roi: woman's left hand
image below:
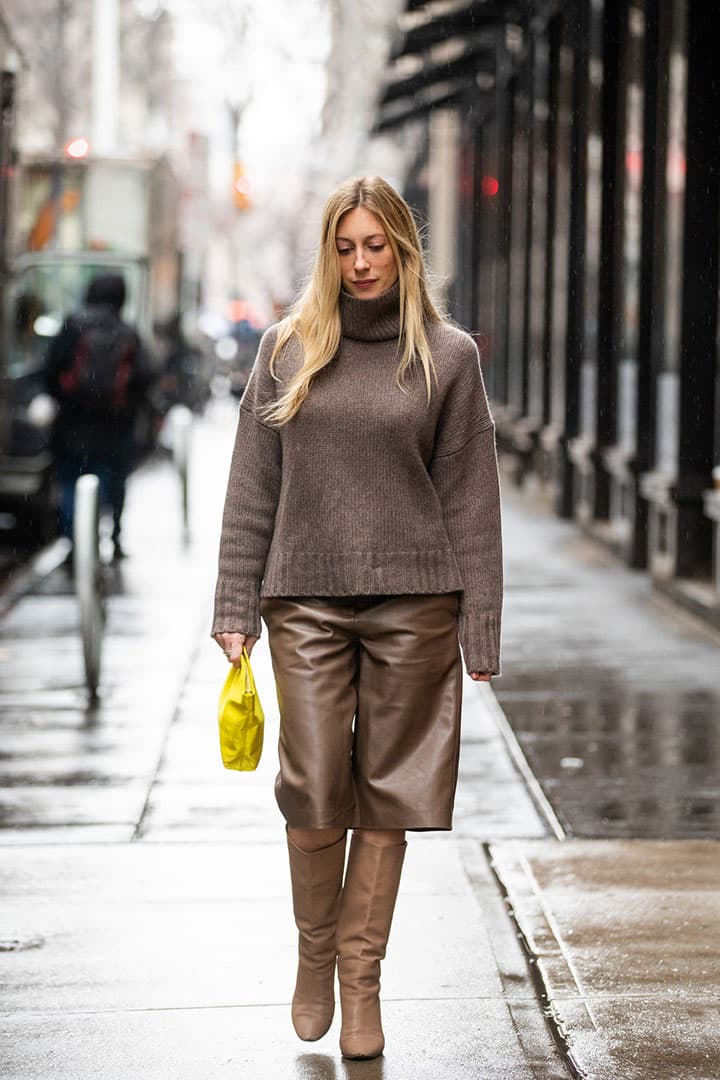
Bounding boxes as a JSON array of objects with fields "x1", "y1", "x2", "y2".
[
  {"x1": 213, "y1": 631, "x2": 259, "y2": 666},
  {"x1": 469, "y1": 672, "x2": 492, "y2": 682}
]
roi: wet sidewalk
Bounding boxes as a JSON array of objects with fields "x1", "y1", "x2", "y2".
[
  {"x1": 490, "y1": 838, "x2": 720, "y2": 1080},
  {"x1": 3, "y1": 407, "x2": 719, "y2": 1078},
  {"x1": 496, "y1": 486, "x2": 720, "y2": 839},
  {"x1": 488, "y1": 486, "x2": 720, "y2": 1080},
  {"x1": 0, "y1": 404, "x2": 566, "y2": 1079}
]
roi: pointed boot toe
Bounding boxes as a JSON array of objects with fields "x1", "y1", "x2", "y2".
[{"x1": 291, "y1": 998, "x2": 335, "y2": 1042}]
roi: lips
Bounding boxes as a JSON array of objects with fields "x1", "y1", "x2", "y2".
[{"x1": 353, "y1": 279, "x2": 377, "y2": 289}]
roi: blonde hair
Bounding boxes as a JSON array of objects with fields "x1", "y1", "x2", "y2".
[{"x1": 261, "y1": 175, "x2": 443, "y2": 425}]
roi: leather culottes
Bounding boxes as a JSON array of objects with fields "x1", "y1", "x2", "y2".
[{"x1": 259, "y1": 593, "x2": 463, "y2": 831}]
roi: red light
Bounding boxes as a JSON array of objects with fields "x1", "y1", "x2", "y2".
[
  {"x1": 481, "y1": 175, "x2": 499, "y2": 197},
  {"x1": 625, "y1": 148, "x2": 643, "y2": 184},
  {"x1": 65, "y1": 137, "x2": 90, "y2": 159},
  {"x1": 666, "y1": 145, "x2": 686, "y2": 195},
  {"x1": 227, "y1": 299, "x2": 263, "y2": 327},
  {"x1": 228, "y1": 299, "x2": 249, "y2": 322}
]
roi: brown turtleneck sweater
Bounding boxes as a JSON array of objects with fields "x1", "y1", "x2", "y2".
[{"x1": 212, "y1": 283, "x2": 503, "y2": 674}]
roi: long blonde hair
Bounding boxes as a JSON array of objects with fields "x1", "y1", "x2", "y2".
[{"x1": 261, "y1": 176, "x2": 443, "y2": 426}]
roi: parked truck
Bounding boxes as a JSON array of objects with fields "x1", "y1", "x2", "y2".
[{"x1": 0, "y1": 152, "x2": 189, "y2": 539}]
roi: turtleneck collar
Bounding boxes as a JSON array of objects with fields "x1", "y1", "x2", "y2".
[{"x1": 338, "y1": 279, "x2": 401, "y2": 342}]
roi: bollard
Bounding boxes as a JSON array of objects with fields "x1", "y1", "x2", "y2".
[
  {"x1": 73, "y1": 474, "x2": 103, "y2": 697},
  {"x1": 168, "y1": 404, "x2": 192, "y2": 542}
]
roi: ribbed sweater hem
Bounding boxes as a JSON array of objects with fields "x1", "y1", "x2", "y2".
[{"x1": 260, "y1": 547, "x2": 465, "y2": 598}]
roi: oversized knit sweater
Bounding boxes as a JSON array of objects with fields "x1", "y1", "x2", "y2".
[{"x1": 212, "y1": 282, "x2": 503, "y2": 674}]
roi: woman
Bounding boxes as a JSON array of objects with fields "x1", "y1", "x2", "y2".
[{"x1": 212, "y1": 176, "x2": 502, "y2": 1060}]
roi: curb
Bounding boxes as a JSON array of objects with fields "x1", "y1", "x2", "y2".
[
  {"x1": 478, "y1": 682, "x2": 567, "y2": 841},
  {"x1": 488, "y1": 842, "x2": 593, "y2": 1080}
]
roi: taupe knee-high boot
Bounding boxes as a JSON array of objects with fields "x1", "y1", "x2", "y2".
[
  {"x1": 287, "y1": 831, "x2": 347, "y2": 1041},
  {"x1": 336, "y1": 835, "x2": 407, "y2": 1060}
]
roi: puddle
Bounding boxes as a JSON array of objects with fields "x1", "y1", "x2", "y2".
[{"x1": 496, "y1": 668, "x2": 720, "y2": 838}]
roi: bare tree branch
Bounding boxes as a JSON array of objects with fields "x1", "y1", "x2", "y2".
[{"x1": 5, "y1": 0, "x2": 180, "y2": 152}]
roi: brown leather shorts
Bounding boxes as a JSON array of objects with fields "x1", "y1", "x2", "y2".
[{"x1": 259, "y1": 593, "x2": 463, "y2": 831}]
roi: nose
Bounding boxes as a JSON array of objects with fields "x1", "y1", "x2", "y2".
[{"x1": 354, "y1": 248, "x2": 369, "y2": 271}]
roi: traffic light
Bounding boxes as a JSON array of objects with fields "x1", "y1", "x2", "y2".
[{"x1": 233, "y1": 162, "x2": 251, "y2": 211}]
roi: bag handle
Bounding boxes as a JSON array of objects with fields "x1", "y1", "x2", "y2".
[{"x1": 241, "y1": 646, "x2": 253, "y2": 695}]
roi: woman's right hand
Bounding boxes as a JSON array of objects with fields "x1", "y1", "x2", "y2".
[{"x1": 213, "y1": 631, "x2": 259, "y2": 667}]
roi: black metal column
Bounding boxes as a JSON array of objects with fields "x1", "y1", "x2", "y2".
[
  {"x1": 674, "y1": 3, "x2": 720, "y2": 577},
  {"x1": 556, "y1": 0, "x2": 590, "y2": 517},
  {"x1": 594, "y1": 0, "x2": 624, "y2": 520},
  {"x1": 455, "y1": 111, "x2": 478, "y2": 331},
  {"x1": 629, "y1": 0, "x2": 665, "y2": 568},
  {"x1": 540, "y1": 12, "x2": 574, "y2": 503},
  {"x1": 541, "y1": 18, "x2": 561, "y2": 438},
  {"x1": 495, "y1": 45, "x2": 514, "y2": 410}
]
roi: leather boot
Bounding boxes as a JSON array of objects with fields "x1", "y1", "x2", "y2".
[
  {"x1": 287, "y1": 830, "x2": 347, "y2": 1041},
  {"x1": 336, "y1": 835, "x2": 407, "y2": 1060}
]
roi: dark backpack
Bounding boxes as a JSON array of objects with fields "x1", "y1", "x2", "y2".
[{"x1": 58, "y1": 311, "x2": 137, "y2": 416}]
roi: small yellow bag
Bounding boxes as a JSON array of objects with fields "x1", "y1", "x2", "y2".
[{"x1": 218, "y1": 647, "x2": 264, "y2": 771}]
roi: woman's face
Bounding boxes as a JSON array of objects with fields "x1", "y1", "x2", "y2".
[{"x1": 335, "y1": 207, "x2": 399, "y2": 300}]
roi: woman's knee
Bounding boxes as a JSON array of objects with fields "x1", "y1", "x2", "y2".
[
  {"x1": 353, "y1": 827, "x2": 406, "y2": 848},
  {"x1": 287, "y1": 826, "x2": 346, "y2": 853}
]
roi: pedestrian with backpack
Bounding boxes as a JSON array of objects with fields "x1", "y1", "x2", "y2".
[{"x1": 46, "y1": 272, "x2": 153, "y2": 561}]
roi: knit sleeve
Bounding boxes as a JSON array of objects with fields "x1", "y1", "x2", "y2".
[
  {"x1": 430, "y1": 335, "x2": 503, "y2": 675},
  {"x1": 211, "y1": 328, "x2": 282, "y2": 639}
]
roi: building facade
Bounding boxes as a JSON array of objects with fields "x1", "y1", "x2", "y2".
[
  {"x1": 378, "y1": 0, "x2": 720, "y2": 620},
  {"x1": 0, "y1": 8, "x2": 22, "y2": 450}
]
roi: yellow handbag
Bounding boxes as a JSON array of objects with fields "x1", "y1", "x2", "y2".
[{"x1": 218, "y1": 647, "x2": 264, "y2": 771}]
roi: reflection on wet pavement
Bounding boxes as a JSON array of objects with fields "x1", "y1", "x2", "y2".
[
  {"x1": 0, "y1": 442, "x2": 220, "y2": 838},
  {"x1": 499, "y1": 489, "x2": 720, "y2": 839}
]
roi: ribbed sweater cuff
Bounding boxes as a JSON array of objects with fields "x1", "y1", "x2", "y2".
[
  {"x1": 458, "y1": 610, "x2": 501, "y2": 676},
  {"x1": 211, "y1": 585, "x2": 262, "y2": 640}
]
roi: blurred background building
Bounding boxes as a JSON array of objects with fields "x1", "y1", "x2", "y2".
[
  {"x1": 377, "y1": 0, "x2": 720, "y2": 625},
  {"x1": 0, "y1": 0, "x2": 719, "y2": 630},
  {"x1": 0, "y1": 0, "x2": 418, "y2": 546}
]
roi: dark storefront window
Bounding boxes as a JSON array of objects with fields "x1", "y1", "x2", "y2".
[
  {"x1": 581, "y1": 0, "x2": 605, "y2": 446},
  {"x1": 655, "y1": 0, "x2": 687, "y2": 475},
  {"x1": 456, "y1": 123, "x2": 478, "y2": 332},
  {"x1": 477, "y1": 116, "x2": 502, "y2": 400},
  {"x1": 617, "y1": 2, "x2": 646, "y2": 457},
  {"x1": 549, "y1": 29, "x2": 574, "y2": 432},
  {"x1": 527, "y1": 35, "x2": 550, "y2": 428},
  {"x1": 507, "y1": 71, "x2": 530, "y2": 417}
]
